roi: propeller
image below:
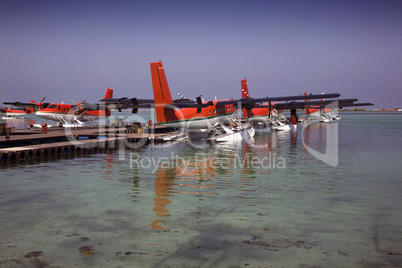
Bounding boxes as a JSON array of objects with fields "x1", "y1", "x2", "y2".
[
  {"x1": 196, "y1": 95, "x2": 203, "y2": 113},
  {"x1": 117, "y1": 97, "x2": 128, "y2": 112},
  {"x1": 118, "y1": 97, "x2": 128, "y2": 102},
  {"x1": 131, "y1": 98, "x2": 138, "y2": 113},
  {"x1": 242, "y1": 101, "x2": 256, "y2": 110}
]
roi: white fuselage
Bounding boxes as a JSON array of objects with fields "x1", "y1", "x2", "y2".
[
  {"x1": 157, "y1": 114, "x2": 234, "y2": 129},
  {"x1": 35, "y1": 111, "x2": 78, "y2": 123}
]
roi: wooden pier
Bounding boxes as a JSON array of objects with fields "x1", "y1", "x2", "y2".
[{"x1": 0, "y1": 125, "x2": 179, "y2": 164}]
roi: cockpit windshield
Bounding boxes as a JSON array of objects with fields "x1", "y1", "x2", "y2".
[{"x1": 47, "y1": 104, "x2": 60, "y2": 110}]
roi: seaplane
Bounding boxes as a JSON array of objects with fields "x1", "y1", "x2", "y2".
[
  {"x1": 100, "y1": 61, "x2": 375, "y2": 140},
  {"x1": 33, "y1": 88, "x2": 114, "y2": 128},
  {"x1": 304, "y1": 92, "x2": 340, "y2": 122},
  {"x1": 0, "y1": 106, "x2": 35, "y2": 120},
  {"x1": 240, "y1": 78, "x2": 296, "y2": 131},
  {"x1": 2, "y1": 98, "x2": 49, "y2": 120},
  {"x1": 303, "y1": 91, "x2": 375, "y2": 123},
  {"x1": 150, "y1": 61, "x2": 256, "y2": 143},
  {"x1": 239, "y1": 79, "x2": 340, "y2": 131},
  {"x1": 100, "y1": 61, "x2": 255, "y2": 143},
  {"x1": 238, "y1": 79, "x2": 375, "y2": 129},
  {"x1": 241, "y1": 78, "x2": 279, "y2": 127}
]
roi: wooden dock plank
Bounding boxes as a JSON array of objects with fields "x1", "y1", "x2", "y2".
[{"x1": 0, "y1": 125, "x2": 180, "y2": 163}]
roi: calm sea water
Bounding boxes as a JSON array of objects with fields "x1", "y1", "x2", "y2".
[{"x1": 1, "y1": 112, "x2": 401, "y2": 267}]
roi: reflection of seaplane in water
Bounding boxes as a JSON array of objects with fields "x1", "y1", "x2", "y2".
[
  {"x1": 32, "y1": 88, "x2": 114, "y2": 127},
  {"x1": 101, "y1": 61, "x2": 255, "y2": 143}
]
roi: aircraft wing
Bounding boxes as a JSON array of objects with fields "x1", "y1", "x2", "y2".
[
  {"x1": 99, "y1": 98, "x2": 155, "y2": 113},
  {"x1": 100, "y1": 97, "x2": 154, "y2": 109},
  {"x1": 172, "y1": 98, "x2": 213, "y2": 110},
  {"x1": 80, "y1": 103, "x2": 115, "y2": 110},
  {"x1": 256, "y1": 99, "x2": 373, "y2": 110},
  {"x1": 99, "y1": 97, "x2": 214, "y2": 113},
  {"x1": 100, "y1": 92, "x2": 355, "y2": 113},
  {"x1": 3, "y1": 101, "x2": 49, "y2": 110},
  {"x1": 250, "y1": 93, "x2": 341, "y2": 103},
  {"x1": 214, "y1": 93, "x2": 342, "y2": 108}
]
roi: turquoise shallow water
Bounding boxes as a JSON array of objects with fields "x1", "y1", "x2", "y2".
[{"x1": 1, "y1": 112, "x2": 402, "y2": 267}]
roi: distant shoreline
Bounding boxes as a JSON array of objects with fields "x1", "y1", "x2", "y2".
[{"x1": 338, "y1": 109, "x2": 402, "y2": 112}]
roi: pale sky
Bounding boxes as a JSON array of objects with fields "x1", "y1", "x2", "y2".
[{"x1": 1, "y1": 0, "x2": 401, "y2": 109}]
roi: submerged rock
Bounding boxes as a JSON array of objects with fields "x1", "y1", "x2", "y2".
[{"x1": 79, "y1": 246, "x2": 95, "y2": 256}]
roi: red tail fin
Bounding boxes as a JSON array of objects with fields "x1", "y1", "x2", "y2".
[
  {"x1": 104, "y1": 88, "x2": 113, "y2": 99},
  {"x1": 150, "y1": 61, "x2": 178, "y2": 123},
  {"x1": 241, "y1": 79, "x2": 249, "y2": 98}
]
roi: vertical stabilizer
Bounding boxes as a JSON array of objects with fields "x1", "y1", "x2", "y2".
[
  {"x1": 150, "y1": 61, "x2": 178, "y2": 123},
  {"x1": 102, "y1": 88, "x2": 113, "y2": 117},
  {"x1": 241, "y1": 79, "x2": 250, "y2": 98},
  {"x1": 104, "y1": 88, "x2": 114, "y2": 99}
]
